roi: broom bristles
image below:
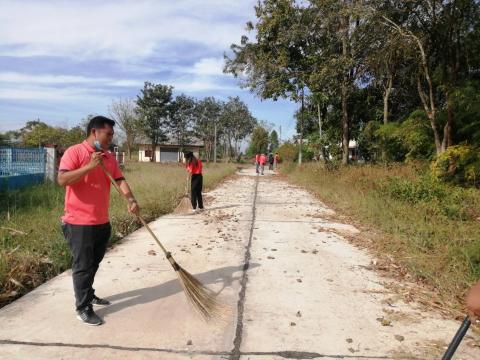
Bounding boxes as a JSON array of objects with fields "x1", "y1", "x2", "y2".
[
  {"x1": 176, "y1": 264, "x2": 230, "y2": 321},
  {"x1": 173, "y1": 195, "x2": 191, "y2": 214}
]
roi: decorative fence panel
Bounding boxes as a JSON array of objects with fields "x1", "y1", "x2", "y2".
[{"x1": 0, "y1": 147, "x2": 47, "y2": 190}]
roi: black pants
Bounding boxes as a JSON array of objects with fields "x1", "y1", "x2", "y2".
[
  {"x1": 61, "y1": 222, "x2": 111, "y2": 310},
  {"x1": 190, "y1": 174, "x2": 204, "y2": 209}
]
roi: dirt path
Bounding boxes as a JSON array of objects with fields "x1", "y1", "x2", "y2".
[{"x1": 0, "y1": 167, "x2": 478, "y2": 359}]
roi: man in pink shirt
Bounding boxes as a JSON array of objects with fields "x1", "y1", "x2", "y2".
[{"x1": 58, "y1": 116, "x2": 139, "y2": 326}]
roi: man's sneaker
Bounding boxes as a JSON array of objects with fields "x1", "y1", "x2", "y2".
[
  {"x1": 91, "y1": 295, "x2": 111, "y2": 306},
  {"x1": 76, "y1": 306, "x2": 103, "y2": 326}
]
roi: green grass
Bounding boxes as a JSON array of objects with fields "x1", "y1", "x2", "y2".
[
  {"x1": 281, "y1": 162, "x2": 480, "y2": 308},
  {"x1": 0, "y1": 162, "x2": 237, "y2": 306}
]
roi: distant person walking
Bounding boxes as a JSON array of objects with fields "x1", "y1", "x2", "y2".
[
  {"x1": 255, "y1": 153, "x2": 260, "y2": 174},
  {"x1": 184, "y1": 151, "x2": 204, "y2": 213},
  {"x1": 259, "y1": 153, "x2": 267, "y2": 175},
  {"x1": 268, "y1": 153, "x2": 274, "y2": 171},
  {"x1": 274, "y1": 153, "x2": 280, "y2": 170}
]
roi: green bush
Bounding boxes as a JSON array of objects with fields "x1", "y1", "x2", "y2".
[
  {"x1": 380, "y1": 174, "x2": 478, "y2": 220},
  {"x1": 431, "y1": 145, "x2": 480, "y2": 187},
  {"x1": 360, "y1": 110, "x2": 435, "y2": 162},
  {"x1": 375, "y1": 122, "x2": 408, "y2": 161},
  {"x1": 276, "y1": 141, "x2": 297, "y2": 162},
  {"x1": 397, "y1": 111, "x2": 435, "y2": 160}
]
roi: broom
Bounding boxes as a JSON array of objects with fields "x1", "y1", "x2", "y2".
[
  {"x1": 441, "y1": 315, "x2": 471, "y2": 360},
  {"x1": 174, "y1": 173, "x2": 192, "y2": 214},
  {"x1": 100, "y1": 162, "x2": 224, "y2": 320}
]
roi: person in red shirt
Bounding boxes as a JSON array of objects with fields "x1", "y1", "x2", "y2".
[
  {"x1": 58, "y1": 116, "x2": 139, "y2": 326},
  {"x1": 184, "y1": 151, "x2": 204, "y2": 213},
  {"x1": 255, "y1": 153, "x2": 260, "y2": 174},
  {"x1": 259, "y1": 153, "x2": 267, "y2": 175}
]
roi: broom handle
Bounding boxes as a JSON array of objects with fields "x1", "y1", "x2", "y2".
[
  {"x1": 441, "y1": 315, "x2": 471, "y2": 360},
  {"x1": 99, "y1": 162, "x2": 170, "y2": 257}
]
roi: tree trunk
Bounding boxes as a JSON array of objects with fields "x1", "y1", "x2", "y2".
[
  {"x1": 227, "y1": 134, "x2": 232, "y2": 160},
  {"x1": 214, "y1": 123, "x2": 217, "y2": 163},
  {"x1": 341, "y1": 83, "x2": 349, "y2": 165},
  {"x1": 224, "y1": 138, "x2": 228, "y2": 163},
  {"x1": 384, "y1": 16, "x2": 441, "y2": 155},
  {"x1": 317, "y1": 103, "x2": 323, "y2": 161},
  {"x1": 428, "y1": 112, "x2": 442, "y2": 154},
  {"x1": 298, "y1": 88, "x2": 304, "y2": 165},
  {"x1": 383, "y1": 75, "x2": 393, "y2": 124},
  {"x1": 204, "y1": 140, "x2": 210, "y2": 162},
  {"x1": 417, "y1": 77, "x2": 442, "y2": 154},
  {"x1": 317, "y1": 103, "x2": 322, "y2": 139},
  {"x1": 341, "y1": 14, "x2": 349, "y2": 165},
  {"x1": 442, "y1": 90, "x2": 454, "y2": 151}
]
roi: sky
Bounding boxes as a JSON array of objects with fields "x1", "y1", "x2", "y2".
[{"x1": 0, "y1": 0, "x2": 298, "y2": 141}]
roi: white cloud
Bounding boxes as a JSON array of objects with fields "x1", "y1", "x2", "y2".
[
  {"x1": 0, "y1": 0, "x2": 256, "y2": 62},
  {"x1": 172, "y1": 78, "x2": 236, "y2": 93},
  {"x1": 189, "y1": 57, "x2": 226, "y2": 76},
  {"x1": 0, "y1": 0, "x2": 273, "y2": 128},
  {"x1": 0, "y1": 69, "x2": 236, "y2": 100},
  {"x1": 0, "y1": 71, "x2": 144, "y2": 87},
  {"x1": 0, "y1": 85, "x2": 108, "y2": 101}
]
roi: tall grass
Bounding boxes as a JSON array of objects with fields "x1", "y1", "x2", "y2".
[
  {"x1": 0, "y1": 162, "x2": 237, "y2": 307},
  {"x1": 281, "y1": 162, "x2": 480, "y2": 307}
]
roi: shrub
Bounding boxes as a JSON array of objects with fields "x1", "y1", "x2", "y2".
[
  {"x1": 431, "y1": 145, "x2": 480, "y2": 187},
  {"x1": 380, "y1": 174, "x2": 479, "y2": 220},
  {"x1": 276, "y1": 141, "x2": 297, "y2": 162}
]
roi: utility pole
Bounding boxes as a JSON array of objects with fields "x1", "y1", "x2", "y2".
[{"x1": 279, "y1": 125, "x2": 282, "y2": 144}]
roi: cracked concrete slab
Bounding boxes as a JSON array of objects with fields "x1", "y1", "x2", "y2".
[{"x1": 0, "y1": 167, "x2": 478, "y2": 360}]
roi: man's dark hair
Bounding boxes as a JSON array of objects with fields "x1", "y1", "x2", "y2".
[{"x1": 86, "y1": 116, "x2": 116, "y2": 135}]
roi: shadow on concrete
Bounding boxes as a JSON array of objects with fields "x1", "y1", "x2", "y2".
[{"x1": 96, "y1": 263, "x2": 260, "y2": 318}]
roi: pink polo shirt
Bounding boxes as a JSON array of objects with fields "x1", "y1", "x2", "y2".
[
  {"x1": 59, "y1": 141, "x2": 124, "y2": 225},
  {"x1": 259, "y1": 155, "x2": 267, "y2": 165}
]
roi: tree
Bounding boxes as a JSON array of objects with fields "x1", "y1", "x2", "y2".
[
  {"x1": 269, "y1": 130, "x2": 279, "y2": 151},
  {"x1": 247, "y1": 126, "x2": 269, "y2": 155},
  {"x1": 226, "y1": 0, "x2": 480, "y2": 166},
  {"x1": 219, "y1": 97, "x2": 257, "y2": 160},
  {"x1": 225, "y1": 0, "x2": 366, "y2": 165},
  {"x1": 225, "y1": 0, "x2": 311, "y2": 164},
  {"x1": 61, "y1": 126, "x2": 85, "y2": 147},
  {"x1": 193, "y1": 97, "x2": 223, "y2": 162},
  {"x1": 0, "y1": 133, "x2": 8, "y2": 146},
  {"x1": 21, "y1": 121, "x2": 64, "y2": 147},
  {"x1": 380, "y1": 0, "x2": 480, "y2": 154},
  {"x1": 169, "y1": 94, "x2": 196, "y2": 151},
  {"x1": 361, "y1": 4, "x2": 410, "y2": 125},
  {"x1": 136, "y1": 82, "x2": 173, "y2": 162},
  {"x1": 109, "y1": 98, "x2": 141, "y2": 159}
]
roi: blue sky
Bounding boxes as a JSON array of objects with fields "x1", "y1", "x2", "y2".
[{"x1": 0, "y1": 0, "x2": 298, "y2": 141}]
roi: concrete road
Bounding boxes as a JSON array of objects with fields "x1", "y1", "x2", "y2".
[{"x1": 0, "y1": 167, "x2": 478, "y2": 359}]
